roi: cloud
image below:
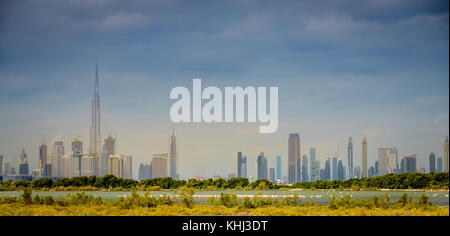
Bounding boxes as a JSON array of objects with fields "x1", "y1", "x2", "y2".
[{"x1": 434, "y1": 113, "x2": 449, "y2": 125}]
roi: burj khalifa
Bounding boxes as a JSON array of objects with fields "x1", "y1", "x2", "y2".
[{"x1": 89, "y1": 59, "x2": 101, "y2": 156}]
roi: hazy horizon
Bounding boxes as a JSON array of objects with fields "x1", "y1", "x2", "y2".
[{"x1": 0, "y1": 0, "x2": 448, "y2": 179}]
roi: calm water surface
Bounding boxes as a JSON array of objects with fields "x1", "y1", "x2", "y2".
[{"x1": 0, "y1": 190, "x2": 448, "y2": 206}]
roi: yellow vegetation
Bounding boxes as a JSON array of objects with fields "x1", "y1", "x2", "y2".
[{"x1": 0, "y1": 203, "x2": 447, "y2": 216}]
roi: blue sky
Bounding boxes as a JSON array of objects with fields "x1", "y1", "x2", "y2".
[{"x1": 0, "y1": 0, "x2": 448, "y2": 179}]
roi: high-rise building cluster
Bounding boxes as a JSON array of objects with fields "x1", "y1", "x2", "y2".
[
  {"x1": 0, "y1": 60, "x2": 133, "y2": 181},
  {"x1": 0, "y1": 62, "x2": 448, "y2": 183},
  {"x1": 137, "y1": 129, "x2": 178, "y2": 181}
]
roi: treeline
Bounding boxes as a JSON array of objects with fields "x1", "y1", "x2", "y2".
[
  {"x1": 291, "y1": 172, "x2": 449, "y2": 190},
  {"x1": 0, "y1": 172, "x2": 448, "y2": 190}
]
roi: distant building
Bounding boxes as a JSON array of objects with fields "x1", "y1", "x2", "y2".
[
  {"x1": 362, "y1": 135, "x2": 368, "y2": 178},
  {"x1": 288, "y1": 133, "x2": 300, "y2": 183},
  {"x1": 81, "y1": 154, "x2": 97, "y2": 177},
  {"x1": 71, "y1": 151, "x2": 82, "y2": 177},
  {"x1": 269, "y1": 168, "x2": 275, "y2": 183},
  {"x1": 429, "y1": 153, "x2": 436, "y2": 173},
  {"x1": 302, "y1": 155, "x2": 309, "y2": 182},
  {"x1": 108, "y1": 154, "x2": 123, "y2": 178},
  {"x1": 354, "y1": 166, "x2": 361, "y2": 179},
  {"x1": 445, "y1": 137, "x2": 449, "y2": 172},
  {"x1": 310, "y1": 160, "x2": 320, "y2": 182},
  {"x1": 139, "y1": 162, "x2": 152, "y2": 180},
  {"x1": 89, "y1": 59, "x2": 101, "y2": 156},
  {"x1": 50, "y1": 135, "x2": 65, "y2": 177},
  {"x1": 241, "y1": 156, "x2": 247, "y2": 178},
  {"x1": 237, "y1": 152, "x2": 243, "y2": 178},
  {"x1": 276, "y1": 155, "x2": 282, "y2": 181},
  {"x1": 61, "y1": 154, "x2": 71, "y2": 177},
  {"x1": 257, "y1": 152, "x2": 268, "y2": 180},
  {"x1": 337, "y1": 159, "x2": 345, "y2": 180},
  {"x1": 378, "y1": 148, "x2": 397, "y2": 175},
  {"x1": 348, "y1": 137, "x2": 353, "y2": 179},
  {"x1": 419, "y1": 168, "x2": 425, "y2": 174},
  {"x1": 152, "y1": 154, "x2": 168, "y2": 178},
  {"x1": 402, "y1": 155, "x2": 417, "y2": 173},
  {"x1": 437, "y1": 157, "x2": 443, "y2": 172},
  {"x1": 72, "y1": 138, "x2": 83, "y2": 154},
  {"x1": 324, "y1": 158, "x2": 331, "y2": 181},
  {"x1": 39, "y1": 140, "x2": 48, "y2": 176},
  {"x1": 332, "y1": 156, "x2": 338, "y2": 180},
  {"x1": 18, "y1": 148, "x2": 29, "y2": 175},
  {"x1": 31, "y1": 169, "x2": 40, "y2": 177},
  {"x1": 122, "y1": 155, "x2": 132, "y2": 179},
  {"x1": 310, "y1": 148, "x2": 316, "y2": 161},
  {"x1": 368, "y1": 166, "x2": 376, "y2": 177},
  {"x1": 375, "y1": 161, "x2": 378, "y2": 176},
  {"x1": 169, "y1": 129, "x2": 177, "y2": 179}
]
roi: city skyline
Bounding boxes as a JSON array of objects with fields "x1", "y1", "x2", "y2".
[{"x1": 0, "y1": 0, "x2": 448, "y2": 179}]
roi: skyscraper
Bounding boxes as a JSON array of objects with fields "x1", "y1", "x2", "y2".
[
  {"x1": 310, "y1": 160, "x2": 320, "y2": 182},
  {"x1": 61, "y1": 154, "x2": 71, "y2": 177},
  {"x1": 288, "y1": 133, "x2": 300, "y2": 183},
  {"x1": 237, "y1": 152, "x2": 243, "y2": 178},
  {"x1": 81, "y1": 154, "x2": 97, "y2": 177},
  {"x1": 276, "y1": 155, "x2": 281, "y2": 181},
  {"x1": 3, "y1": 159, "x2": 11, "y2": 176},
  {"x1": 122, "y1": 155, "x2": 133, "y2": 179},
  {"x1": 72, "y1": 137, "x2": 83, "y2": 154},
  {"x1": 257, "y1": 152, "x2": 268, "y2": 180},
  {"x1": 429, "y1": 152, "x2": 436, "y2": 173},
  {"x1": 100, "y1": 134, "x2": 116, "y2": 177},
  {"x1": 169, "y1": 129, "x2": 177, "y2": 179},
  {"x1": 354, "y1": 166, "x2": 361, "y2": 179},
  {"x1": 108, "y1": 154, "x2": 124, "y2": 178},
  {"x1": 89, "y1": 59, "x2": 101, "y2": 156},
  {"x1": 310, "y1": 148, "x2": 316, "y2": 161},
  {"x1": 332, "y1": 156, "x2": 338, "y2": 180},
  {"x1": 378, "y1": 148, "x2": 397, "y2": 175},
  {"x1": 39, "y1": 139, "x2": 48, "y2": 176},
  {"x1": 445, "y1": 137, "x2": 449, "y2": 172},
  {"x1": 337, "y1": 159, "x2": 345, "y2": 180},
  {"x1": 71, "y1": 151, "x2": 82, "y2": 177},
  {"x1": 362, "y1": 135, "x2": 368, "y2": 178},
  {"x1": 139, "y1": 162, "x2": 152, "y2": 180},
  {"x1": 402, "y1": 155, "x2": 417, "y2": 173},
  {"x1": 152, "y1": 153, "x2": 168, "y2": 178},
  {"x1": 347, "y1": 137, "x2": 353, "y2": 179},
  {"x1": 269, "y1": 168, "x2": 275, "y2": 183},
  {"x1": 302, "y1": 155, "x2": 308, "y2": 182},
  {"x1": 51, "y1": 135, "x2": 64, "y2": 177},
  {"x1": 324, "y1": 158, "x2": 331, "y2": 181},
  {"x1": 241, "y1": 156, "x2": 247, "y2": 178},
  {"x1": 437, "y1": 157, "x2": 443, "y2": 172},
  {"x1": 19, "y1": 148, "x2": 29, "y2": 175}
]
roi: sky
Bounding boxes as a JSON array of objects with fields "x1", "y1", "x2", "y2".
[{"x1": 0, "y1": 0, "x2": 448, "y2": 179}]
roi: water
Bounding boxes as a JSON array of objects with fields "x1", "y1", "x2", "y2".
[{"x1": 0, "y1": 190, "x2": 448, "y2": 206}]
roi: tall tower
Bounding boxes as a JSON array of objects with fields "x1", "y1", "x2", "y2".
[
  {"x1": 72, "y1": 137, "x2": 83, "y2": 154},
  {"x1": 51, "y1": 135, "x2": 64, "y2": 177},
  {"x1": 237, "y1": 152, "x2": 243, "y2": 178},
  {"x1": 89, "y1": 58, "x2": 101, "y2": 156},
  {"x1": 169, "y1": 128, "x2": 177, "y2": 179},
  {"x1": 348, "y1": 137, "x2": 353, "y2": 179},
  {"x1": 288, "y1": 133, "x2": 300, "y2": 183},
  {"x1": 445, "y1": 137, "x2": 449, "y2": 172},
  {"x1": 362, "y1": 135, "x2": 368, "y2": 178},
  {"x1": 39, "y1": 137, "x2": 47, "y2": 176}
]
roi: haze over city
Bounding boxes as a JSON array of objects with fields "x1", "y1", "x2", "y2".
[{"x1": 0, "y1": 0, "x2": 448, "y2": 179}]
